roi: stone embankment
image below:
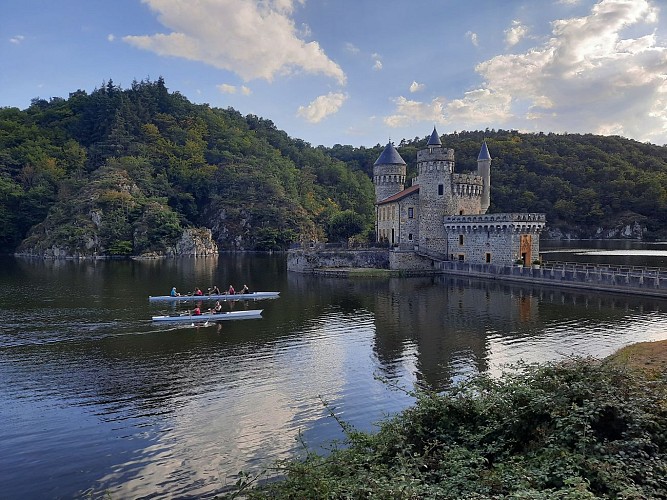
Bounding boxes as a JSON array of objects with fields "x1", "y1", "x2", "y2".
[
  {"x1": 438, "y1": 261, "x2": 667, "y2": 299},
  {"x1": 288, "y1": 248, "x2": 667, "y2": 298}
]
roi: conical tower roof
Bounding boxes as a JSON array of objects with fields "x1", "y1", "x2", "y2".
[
  {"x1": 374, "y1": 142, "x2": 406, "y2": 166},
  {"x1": 477, "y1": 141, "x2": 491, "y2": 161},
  {"x1": 427, "y1": 127, "x2": 442, "y2": 147}
]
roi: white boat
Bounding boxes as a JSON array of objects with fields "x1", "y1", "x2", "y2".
[
  {"x1": 149, "y1": 291, "x2": 280, "y2": 303},
  {"x1": 152, "y1": 309, "x2": 263, "y2": 322}
]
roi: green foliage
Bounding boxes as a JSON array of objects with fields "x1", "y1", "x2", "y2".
[
  {"x1": 107, "y1": 240, "x2": 133, "y2": 256},
  {"x1": 237, "y1": 359, "x2": 667, "y2": 499},
  {"x1": 326, "y1": 209, "x2": 367, "y2": 243},
  {"x1": 3, "y1": 80, "x2": 667, "y2": 254}
]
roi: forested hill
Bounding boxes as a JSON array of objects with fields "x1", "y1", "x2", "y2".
[
  {"x1": 1, "y1": 79, "x2": 667, "y2": 257},
  {"x1": 0, "y1": 78, "x2": 374, "y2": 256},
  {"x1": 328, "y1": 131, "x2": 667, "y2": 240}
]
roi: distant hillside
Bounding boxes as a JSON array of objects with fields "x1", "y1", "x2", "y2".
[{"x1": 1, "y1": 79, "x2": 666, "y2": 256}]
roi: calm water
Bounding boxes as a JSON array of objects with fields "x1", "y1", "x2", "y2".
[{"x1": 2, "y1": 252, "x2": 667, "y2": 498}]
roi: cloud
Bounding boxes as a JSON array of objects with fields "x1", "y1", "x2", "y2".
[
  {"x1": 409, "y1": 81, "x2": 425, "y2": 93},
  {"x1": 466, "y1": 31, "x2": 479, "y2": 47},
  {"x1": 505, "y1": 20, "x2": 528, "y2": 47},
  {"x1": 217, "y1": 83, "x2": 253, "y2": 95},
  {"x1": 372, "y1": 53, "x2": 382, "y2": 71},
  {"x1": 124, "y1": 0, "x2": 346, "y2": 85},
  {"x1": 107, "y1": 34, "x2": 115, "y2": 42},
  {"x1": 345, "y1": 42, "x2": 360, "y2": 55},
  {"x1": 9, "y1": 35, "x2": 24, "y2": 44},
  {"x1": 384, "y1": 0, "x2": 667, "y2": 144},
  {"x1": 217, "y1": 84, "x2": 237, "y2": 94},
  {"x1": 297, "y1": 92, "x2": 347, "y2": 123}
]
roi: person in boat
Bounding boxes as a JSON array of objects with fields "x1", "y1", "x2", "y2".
[
  {"x1": 192, "y1": 305, "x2": 202, "y2": 316},
  {"x1": 209, "y1": 285, "x2": 221, "y2": 295},
  {"x1": 170, "y1": 287, "x2": 180, "y2": 297},
  {"x1": 211, "y1": 300, "x2": 223, "y2": 314},
  {"x1": 240, "y1": 284, "x2": 250, "y2": 294},
  {"x1": 194, "y1": 287, "x2": 203, "y2": 296},
  {"x1": 227, "y1": 284, "x2": 235, "y2": 295}
]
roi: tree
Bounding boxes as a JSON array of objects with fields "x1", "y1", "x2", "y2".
[{"x1": 326, "y1": 210, "x2": 366, "y2": 243}]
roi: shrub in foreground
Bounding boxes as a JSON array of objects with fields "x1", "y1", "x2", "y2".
[{"x1": 230, "y1": 358, "x2": 667, "y2": 499}]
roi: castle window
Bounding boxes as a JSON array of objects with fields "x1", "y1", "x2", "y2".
[
  {"x1": 408, "y1": 207, "x2": 414, "y2": 219},
  {"x1": 486, "y1": 253, "x2": 491, "y2": 263},
  {"x1": 458, "y1": 254, "x2": 465, "y2": 261},
  {"x1": 459, "y1": 235, "x2": 464, "y2": 246},
  {"x1": 392, "y1": 205, "x2": 396, "y2": 219},
  {"x1": 408, "y1": 233, "x2": 413, "y2": 241},
  {"x1": 459, "y1": 210, "x2": 464, "y2": 215},
  {"x1": 438, "y1": 184, "x2": 444, "y2": 196}
]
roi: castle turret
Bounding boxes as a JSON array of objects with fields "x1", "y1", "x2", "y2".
[
  {"x1": 373, "y1": 142, "x2": 406, "y2": 203},
  {"x1": 417, "y1": 127, "x2": 455, "y2": 256},
  {"x1": 477, "y1": 141, "x2": 491, "y2": 214}
]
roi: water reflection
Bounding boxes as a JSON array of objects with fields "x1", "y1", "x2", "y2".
[{"x1": 2, "y1": 255, "x2": 667, "y2": 498}]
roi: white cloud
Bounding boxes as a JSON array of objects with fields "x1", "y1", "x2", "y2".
[
  {"x1": 466, "y1": 31, "x2": 479, "y2": 47},
  {"x1": 10, "y1": 35, "x2": 24, "y2": 44},
  {"x1": 124, "y1": 0, "x2": 346, "y2": 85},
  {"x1": 345, "y1": 42, "x2": 360, "y2": 54},
  {"x1": 384, "y1": 0, "x2": 667, "y2": 144},
  {"x1": 217, "y1": 83, "x2": 253, "y2": 95},
  {"x1": 217, "y1": 83, "x2": 237, "y2": 94},
  {"x1": 372, "y1": 53, "x2": 382, "y2": 71},
  {"x1": 297, "y1": 92, "x2": 347, "y2": 123},
  {"x1": 409, "y1": 81, "x2": 425, "y2": 93},
  {"x1": 107, "y1": 34, "x2": 115, "y2": 42},
  {"x1": 505, "y1": 20, "x2": 528, "y2": 47}
]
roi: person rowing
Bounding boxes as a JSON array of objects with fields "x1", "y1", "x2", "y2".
[
  {"x1": 208, "y1": 285, "x2": 221, "y2": 295},
  {"x1": 211, "y1": 300, "x2": 223, "y2": 314},
  {"x1": 240, "y1": 284, "x2": 249, "y2": 294},
  {"x1": 192, "y1": 305, "x2": 202, "y2": 316},
  {"x1": 227, "y1": 284, "x2": 235, "y2": 295},
  {"x1": 170, "y1": 286, "x2": 181, "y2": 297},
  {"x1": 194, "y1": 287, "x2": 203, "y2": 296}
]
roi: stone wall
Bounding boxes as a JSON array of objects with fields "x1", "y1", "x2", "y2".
[
  {"x1": 287, "y1": 249, "x2": 390, "y2": 273},
  {"x1": 444, "y1": 213, "x2": 545, "y2": 266},
  {"x1": 389, "y1": 250, "x2": 437, "y2": 271},
  {"x1": 438, "y1": 261, "x2": 667, "y2": 299}
]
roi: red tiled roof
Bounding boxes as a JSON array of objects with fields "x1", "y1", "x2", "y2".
[{"x1": 377, "y1": 184, "x2": 419, "y2": 205}]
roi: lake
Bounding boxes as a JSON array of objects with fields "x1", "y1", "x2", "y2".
[{"x1": 2, "y1": 249, "x2": 667, "y2": 498}]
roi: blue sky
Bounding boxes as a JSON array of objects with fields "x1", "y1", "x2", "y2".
[{"x1": 2, "y1": 0, "x2": 667, "y2": 147}]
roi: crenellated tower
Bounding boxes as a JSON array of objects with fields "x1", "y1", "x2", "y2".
[
  {"x1": 373, "y1": 142, "x2": 406, "y2": 203},
  {"x1": 416, "y1": 127, "x2": 456, "y2": 256}
]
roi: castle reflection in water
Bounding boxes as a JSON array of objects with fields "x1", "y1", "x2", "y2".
[{"x1": 288, "y1": 272, "x2": 667, "y2": 391}]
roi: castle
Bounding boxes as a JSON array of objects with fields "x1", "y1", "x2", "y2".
[{"x1": 374, "y1": 128, "x2": 545, "y2": 269}]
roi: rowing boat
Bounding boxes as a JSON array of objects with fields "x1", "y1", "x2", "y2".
[
  {"x1": 151, "y1": 309, "x2": 263, "y2": 322},
  {"x1": 148, "y1": 291, "x2": 280, "y2": 302}
]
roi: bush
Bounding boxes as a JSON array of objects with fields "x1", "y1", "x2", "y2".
[{"x1": 233, "y1": 358, "x2": 667, "y2": 499}]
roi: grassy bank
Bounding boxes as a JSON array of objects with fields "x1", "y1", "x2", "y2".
[{"x1": 227, "y1": 341, "x2": 667, "y2": 499}]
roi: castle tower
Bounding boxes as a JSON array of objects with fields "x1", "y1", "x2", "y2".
[
  {"x1": 373, "y1": 142, "x2": 406, "y2": 203},
  {"x1": 477, "y1": 141, "x2": 491, "y2": 214},
  {"x1": 417, "y1": 127, "x2": 455, "y2": 256}
]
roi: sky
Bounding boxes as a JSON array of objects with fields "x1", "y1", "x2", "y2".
[{"x1": 2, "y1": 0, "x2": 667, "y2": 147}]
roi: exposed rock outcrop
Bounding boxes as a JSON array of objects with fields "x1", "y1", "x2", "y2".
[{"x1": 169, "y1": 228, "x2": 218, "y2": 257}]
